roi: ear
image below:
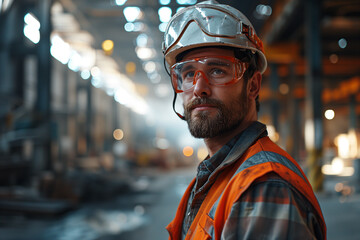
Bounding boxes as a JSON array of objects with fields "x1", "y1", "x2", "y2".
[{"x1": 247, "y1": 71, "x2": 262, "y2": 100}]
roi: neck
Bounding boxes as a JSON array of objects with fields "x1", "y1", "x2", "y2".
[{"x1": 204, "y1": 116, "x2": 257, "y2": 157}]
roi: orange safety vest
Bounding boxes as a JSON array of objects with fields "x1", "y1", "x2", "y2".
[{"x1": 166, "y1": 136, "x2": 326, "y2": 240}]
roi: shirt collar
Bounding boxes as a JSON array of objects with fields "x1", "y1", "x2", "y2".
[
  {"x1": 201, "y1": 121, "x2": 267, "y2": 172},
  {"x1": 222, "y1": 121, "x2": 267, "y2": 167}
]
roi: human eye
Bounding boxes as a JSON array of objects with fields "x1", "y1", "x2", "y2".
[
  {"x1": 211, "y1": 68, "x2": 226, "y2": 76},
  {"x1": 206, "y1": 60, "x2": 231, "y2": 77},
  {"x1": 181, "y1": 70, "x2": 195, "y2": 82},
  {"x1": 208, "y1": 67, "x2": 229, "y2": 79}
]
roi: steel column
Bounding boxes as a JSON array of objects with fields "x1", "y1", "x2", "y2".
[
  {"x1": 304, "y1": 0, "x2": 324, "y2": 191},
  {"x1": 86, "y1": 80, "x2": 93, "y2": 155},
  {"x1": 349, "y1": 95, "x2": 357, "y2": 130},
  {"x1": 287, "y1": 63, "x2": 300, "y2": 160},
  {"x1": 270, "y1": 63, "x2": 279, "y2": 131},
  {"x1": 34, "y1": 0, "x2": 53, "y2": 171}
]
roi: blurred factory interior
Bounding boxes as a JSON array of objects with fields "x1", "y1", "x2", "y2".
[{"x1": 0, "y1": 0, "x2": 359, "y2": 239}]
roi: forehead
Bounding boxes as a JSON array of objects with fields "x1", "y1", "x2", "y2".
[{"x1": 182, "y1": 47, "x2": 235, "y2": 61}]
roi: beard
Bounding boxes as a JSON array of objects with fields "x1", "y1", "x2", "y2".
[{"x1": 183, "y1": 91, "x2": 249, "y2": 138}]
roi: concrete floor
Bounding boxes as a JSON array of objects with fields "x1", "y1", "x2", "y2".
[
  {"x1": 0, "y1": 167, "x2": 195, "y2": 240},
  {"x1": 317, "y1": 176, "x2": 360, "y2": 240},
  {"x1": 1, "y1": 166, "x2": 360, "y2": 240}
]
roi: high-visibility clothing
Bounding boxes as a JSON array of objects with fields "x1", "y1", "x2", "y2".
[{"x1": 166, "y1": 135, "x2": 326, "y2": 239}]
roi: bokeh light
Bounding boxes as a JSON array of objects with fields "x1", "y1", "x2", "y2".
[
  {"x1": 113, "y1": 129, "x2": 124, "y2": 140},
  {"x1": 183, "y1": 146, "x2": 194, "y2": 157}
]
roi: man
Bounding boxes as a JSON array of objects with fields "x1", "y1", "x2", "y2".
[{"x1": 162, "y1": 1, "x2": 326, "y2": 239}]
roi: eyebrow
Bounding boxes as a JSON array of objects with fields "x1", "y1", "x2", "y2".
[
  {"x1": 179, "y1": 64, "x2": 196, "y2": 73},
  {"x1": 177, "y1": 59, "x2": 231, "y2": 74},
  {"x1": 205, "y1": 60, "x2": 230, "y2": 67}
]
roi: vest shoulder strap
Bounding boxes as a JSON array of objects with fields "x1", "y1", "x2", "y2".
[{"x1": 213, "y1": 137, "x2": 326, "y2": 238}]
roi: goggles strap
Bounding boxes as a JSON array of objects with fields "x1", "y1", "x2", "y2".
[
  {"x1": 172, "y1": 91, "x2": 185, "y2": 120},
  {"x1": 163, "y1": 58, "x2": 171, "y2": 76},
  {"x1": 241, "y1": 23, "x2": 264, "y2": 53},
  {"x1": 164, "y1": 57, "x2": 185, "y2": 120}
]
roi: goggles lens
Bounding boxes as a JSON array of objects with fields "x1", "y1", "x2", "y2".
[{"x1": 170, "y1": 56, "x2": 246, "y2": 93}]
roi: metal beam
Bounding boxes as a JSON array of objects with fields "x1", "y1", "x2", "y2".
[
  {"x1": 86, "y1": 79, "x2": 93, "y2": 155},
  {"x1": 270, "y1": 63, "x2": 280, "y2": 131},
  {"x1": 35, "y1": 0, "x2": 53, "y2": 171},
  {"x1": 264, "y1": 0, "x2": 303, "y2": 44},
  {"x1": 304, "y1": 0, "x2": 324, "y2": 191}
]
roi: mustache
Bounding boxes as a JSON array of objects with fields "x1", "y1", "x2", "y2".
[{"x1": 185, "y1": 98, "x2": 224, "y2": 111}]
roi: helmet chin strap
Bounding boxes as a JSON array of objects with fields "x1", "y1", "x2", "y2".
[{"x1": 172, "y1": 91, "x2": 186, "y2": 120}]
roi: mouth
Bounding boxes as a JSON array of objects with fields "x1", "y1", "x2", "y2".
[{"x1": 191, "y1": 104, "x2": 217, "y2": 112}]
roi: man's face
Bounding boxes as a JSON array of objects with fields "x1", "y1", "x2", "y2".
[{"x1": 180, "y1": 47, "x2": 249, "y2": 138}]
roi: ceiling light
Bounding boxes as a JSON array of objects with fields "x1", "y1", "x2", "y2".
[
  {"x1": 102, "y1": 40, "x2": 114, "y2": 52},
  {"x1": 124, "y1": 22, "x2": 144, "y2": 32},
  {"x1": 68, "y1": 51, "x2": 82, "y2": 72},
  {"x1": 50, "y1": 35, "x2": 71, "y2": 64},
  {"x1": 115, "y1": 88, "x2": 131, "y2": 105},
  {"x1": 91, "y1": 76, "x2": 102, "y2": 88},
  {"x1": 279, "y1": 83, "x2": 289, "y2": 95},
  {"x1": 177, "y1": 7, "x2": 185, "y2": 13},
  {"x1": 155, "y1": 84, "x2": 171, "y2": 98},
  {"x1": 143, "y1": 61, "x2": 157, "y2": 73},
  {"x1": 177, "y1": 0, "x2": 197, "y2": 5},
  {"x1": 106, "y1": 89, "x2": 114, "y2": 96},
  {"x1": 197, "y1": 147, "x2": 208, "y2": 161},
  {"x1": 158, "y1": 7, "x2": 172, "y2": 23},
  {"x1": 124, "y1": 22, "x2": 134, "y2": 32},
  {"x1": 113, "y1": 129, "x2": 124, "y2": 140},
  {"x1": 51, "y1": 2, "x2": 63, "y2": 14},
  {"x1": 159, "y1": 22, "x2": 167, "y2": 32},
  {"x1": 136, "y1": 33, "x2": 148, "y2": 47},
  {"x1": 136, "y1": 47, "x2": 156, "y2": 60},
  {"x1": 254, "y1": 4, "x2": 272, "y2": 20},
  {"x1": 329, "y1": 54, "x2": 339, "y2": 64},
  {"x1": 256, "y1": 4, "x2": 272, "y2": 16},
  {"x1": 159, "y1": 0, "x2": 171, "y2": 5},
  {"x1": 125, "y1": 61, "x2": 136, "y2": 75},
  {"x1": 133, "y1": 22, "x2": 145, "y2": 31},
  {"x1": 324, "y1": 109, "x2": 335, "y2": 120},
  {"x1": 81, "y1": 70, "x2": 91, "y2": 80},
  {"x1": 155, "y1": 138, "x2": 169, "y2": 150},
  {"x1": 338, "y1": 38, "x2": 347, "y2": 49},
  {"x1": 24, "y1": 13, "x2": 40, "y2": 44},
  {"x1": 91, "y1": 66, "x2": 101, "y2": 77},
  {"x1": 102, "y1": 76, "x2": 121, "y2": 90},
  {"x1": 132, "y1": 100, "x2": 149, "y2": 115},
  {"x1": 183, "y1": 146, "x2": 194, "y2": 157},
  {"x1": 335, "y1": 135, "x2": 351, "y2": 159},
  {"x1": 24, "y1": 25, "x2": 40, "y2": 44},
  {"x1": 115, "y1": 0, "x2": 127, "y2": 6},
  {"x1": 148, "y1": 72, "x2": 161, "y2": 83},
  {"x1": 24, "y1": 13, "x2": 40, "y2": 29},
  {"x1": 123, "y1": 7, "x2": 141, "y2": 22}
]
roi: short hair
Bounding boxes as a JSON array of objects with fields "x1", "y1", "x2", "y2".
[{"x1": 233, "y1": 49, "x2": 260, "y2": 112}]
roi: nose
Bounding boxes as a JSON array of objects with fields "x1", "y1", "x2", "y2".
[{"x1": 193, "y1": 70, "x2": 211, "y2": 97}]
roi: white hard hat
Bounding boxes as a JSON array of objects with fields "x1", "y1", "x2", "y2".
[{"x1": 162, "y1": 0, "x2": 267, "y2": 73}]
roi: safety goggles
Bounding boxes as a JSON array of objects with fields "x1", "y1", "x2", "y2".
[
  {"x1": 163, "y1": 5, "x2": 264, "y2": 55},
  {"x1": 170, "y1": 56, "x2": 247, "y2": 93}
]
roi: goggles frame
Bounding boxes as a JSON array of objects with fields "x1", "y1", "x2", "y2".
[{"x1": 170, "y1": 55, "x2": 248, "y2": 93}]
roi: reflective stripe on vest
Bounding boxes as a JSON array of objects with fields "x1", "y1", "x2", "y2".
[
  {"x1": 166, "y1": 136, "x2": 326, "y2": 240},
  {"x1": 208, "y1": 150, "x2": 308, "y2": 219}
]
